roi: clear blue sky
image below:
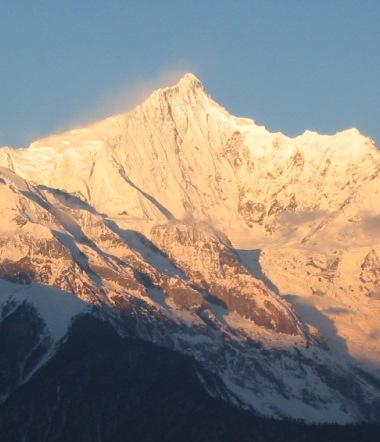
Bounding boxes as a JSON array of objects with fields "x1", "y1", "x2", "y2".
[{"x1": 0, "y1": 0, "x2": 379, "y2": 146}]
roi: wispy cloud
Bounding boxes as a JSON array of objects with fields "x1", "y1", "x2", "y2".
[
  {"x1": 34, "y1": 64, "x2": 201, "y2": 141},
  {"x1": 74, "y1": 65, "x2": 201, "y2": 126}
]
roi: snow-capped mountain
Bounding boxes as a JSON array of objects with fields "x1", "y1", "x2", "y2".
[{"x1": 0, "y1": 73, "x2": 380, "y2": 424}]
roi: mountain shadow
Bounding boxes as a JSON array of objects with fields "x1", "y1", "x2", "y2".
[
  {"x1": 104, "y1": 222, "x2": 187, "y2": 279},
  {"x1": 118, "y1": 167, "x2": 175, "y2": 221},
  {"x1": 34, "y1": 184, "x2": 186, "y2": 280},
  {"x1": 284, "y1": 294, "x2": 350, "y2": 356},
  {"x1": 235, "y1": 248, "x2": 279, "y2": 293}
]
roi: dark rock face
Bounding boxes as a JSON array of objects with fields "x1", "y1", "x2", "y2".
[
  {"x1": 238, "y1": 198, "x2": 266, "y2": 225},
  {"x1": 151, "y1": 222, "x2": 303, "y2": 336},
  {"x1": 207, "y1": 282, "x2": 300, "y2": 335},
  {"x1": 0, "y1": 259, "x2": 36, "y2": 285},
  {"x1": 0, "y1": 235, "x2": 98, "y2": 301},
  {"x1": 0, "y1": 314, "x2": 379, "y2": 442},
  {"x1": 360, "y1": 250, "x2": 380, "y2": 298},
  {"x1": 164, "y1": 285, "x2": 205, "y2": 310}
]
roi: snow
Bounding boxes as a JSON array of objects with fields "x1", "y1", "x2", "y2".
[
  {"x1": 0, "y1": 278, "x2": 88, "y2": 342},
  {"x1": 0, "y1": 73, "x2": 379, "y2": 422}
]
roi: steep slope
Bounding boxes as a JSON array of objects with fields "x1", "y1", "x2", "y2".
[
  {"x1": 0, "y1": 167, "x2": 378, "y2": 422},
  {"x1": 0, "y1": 168, "x2": 379, "y2": 422},
  {"x1": 0, "y1": 74, "x2": 380, "y2": 422},
  {"x1": 0, "y1": 166, "x2": 301, "y2": 336},
  {"x1": 0, "y1": 278, "x2": 87, "y2": 401},
  {"x1": 1, "y1": 314, "x2": 380, "y2": 442},
  {"x1": 258, "y1": 246, "x2": 380, "y2": 374},
  {"x1": 1, "y1": 73, "x2": 379, "y2": 243}
]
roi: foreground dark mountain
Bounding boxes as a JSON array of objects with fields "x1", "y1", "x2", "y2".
[{"x1": 0, "y1": 313, "x2": 378, "y2": 442}]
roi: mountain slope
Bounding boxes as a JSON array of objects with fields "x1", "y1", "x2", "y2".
[
  {"x1": 0, "y1": 74, "x2": 379, "y2": 423},
  {"x1": 1, "y1": 313, "x2": 379, "y2": 442},
  {"x1": 0, "y1": 279, "x2": 87, "y2": 401},
  {"x1": 0, "y1": 169, "x2": 378, "y2": 422},
  {"x1": 1, "y1": 73, "x2": 379, "y2": 242}
]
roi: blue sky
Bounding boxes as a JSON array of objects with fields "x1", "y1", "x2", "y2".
[{"x1": 0, "y1": 0, "x2": 379, "y2": 146}]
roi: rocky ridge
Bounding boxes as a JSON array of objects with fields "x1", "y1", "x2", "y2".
[{"x1": 0, "y1": 74, "x2": 379, "y2": 422}]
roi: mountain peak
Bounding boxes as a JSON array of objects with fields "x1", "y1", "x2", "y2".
[
  {"x1": 177, "y1": 72, "x2": 203, "y2": 89},
  {"x1": 142, "y1": 72, "x2": 211, "y2": 111},
  {"x1": 152, "y1": 72, "x2": 205, "y2": 98}
]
